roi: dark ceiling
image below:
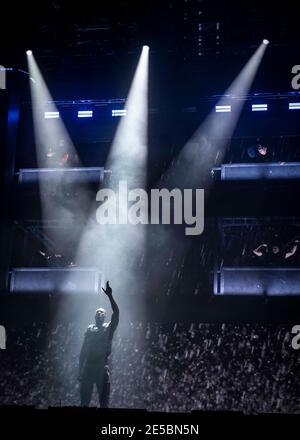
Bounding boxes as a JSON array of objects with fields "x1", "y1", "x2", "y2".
[
  {"x1": 1, "y1": 0, "x2": 299, "y2": 98},
  {"x1": 1, "y1": 1, "x2": 299, "y2": 64}
]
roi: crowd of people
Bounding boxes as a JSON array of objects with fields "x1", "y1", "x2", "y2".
[
  {"x1": 0, "y1": 322, "x2": 299, "y2": 413},
  {"x1": 221, "y1": 224, "x2": 300, "y2": 267},
  {"x1": 224, "y1": 136, "x2": 300, "y2": 164}
]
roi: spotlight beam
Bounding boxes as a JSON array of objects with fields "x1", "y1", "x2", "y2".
[
  {"x1": 147, "y1": 41, "x2": 269, "y2": 308},
  {"x1": 75, "y1": 46, "x2": 149, "y2": 323},
  {"x1": 106, "y1": 44, "x2": 149, "y2": 189},
  {"x1": 26, "y1": 52, "x2": 89, "y2": 254},
  {"x1": 26, "y1": 52, "x2": 78, "y2": 170},
  {"x1": 161, "y1": 41, "x2": 268, "y2": 191}
]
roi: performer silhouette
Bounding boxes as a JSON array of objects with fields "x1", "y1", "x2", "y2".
[{"x1": 79, "y1": 281, "x2": 119, "y2": 407}]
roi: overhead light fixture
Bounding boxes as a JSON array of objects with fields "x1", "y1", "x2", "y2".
[
  {"x1": 289, "y1": 102, "x2": 300, "y2": 110},
  {"x1": 112, "y1": 109, "x2": 127, "y2": 117},
  {"x1": 26, "y1": 50, "x2": 33, "y2": 56},
  {"x1": 78, "y1": 110, "x2": 93, "y2": 118},
  {"x1": 215, "y1": 105, "x2": 231, "y2": 113},
  {"x1": 252, "y1": 104, "x2": 268, "y2": 112},
  {"x1": 263, "y1": 39, "x2": 269, "y2": 45},
  {"x1": 44, "y1": 111, "x2": 60, "y2": 119}
]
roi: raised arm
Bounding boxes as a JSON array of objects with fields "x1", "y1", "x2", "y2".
[
  {"x1": 252, "y1": 243, "x2": 267, "y2": 257},
  {"x1": 102, "y1": 281, "x2": 119, "y2": 334},
  {"x1": 285, "y1": 240, "x2": 299, "y2": 259}
]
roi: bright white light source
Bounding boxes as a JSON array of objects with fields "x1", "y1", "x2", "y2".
[
  {"x1": 112, "y1": 109, "x2": 127, "y2": 117},
  {"x1": 215, "y1": 105, "x2": 231, "y2": 113},
  {"x1": 263, "y1": 39, "x2": 269, "y2": 45},
  {"x1": 44, "y1": 111, "x2": 60, "y2": 119},
  {"x1": 252, "y1": 104, "x2": 268, "y2": 111},
  {"x1": 78, "y1": 110, "x2": 93, "y2": 118},
  {"x1": 26, "y1": 50, "x2": 33, "y2": 56},
  {"x1": 289, "y1": 102, "x2": 300, "y2": 110}
]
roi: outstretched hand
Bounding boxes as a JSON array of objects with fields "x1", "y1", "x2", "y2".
[{"x1": 102, "y1": 281, "x2": 112, "y2": 296}]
